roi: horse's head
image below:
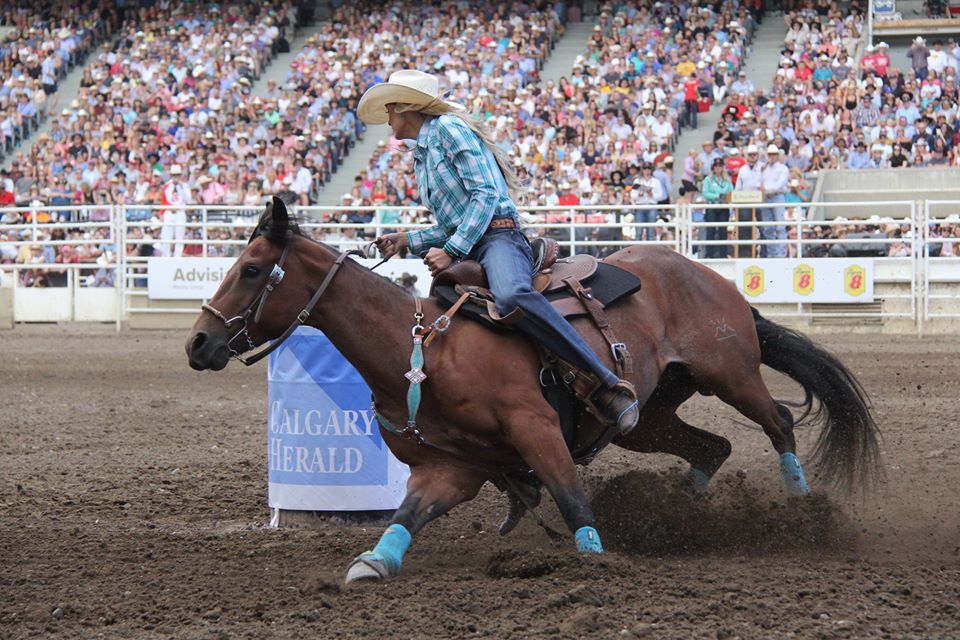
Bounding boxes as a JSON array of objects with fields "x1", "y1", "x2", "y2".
[{"x1": 186, "y1": 196, "x2": 299, "y2": 371}]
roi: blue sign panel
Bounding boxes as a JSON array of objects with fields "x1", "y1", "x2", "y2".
[{"x1": 267, "y1": 327, "x2": 408, "y2": 510}]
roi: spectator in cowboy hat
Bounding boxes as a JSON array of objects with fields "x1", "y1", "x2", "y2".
[
  {"x1": 760, "y1": 144, "x2": 788, "y2": 258},
  {"x1": 908, "y1": 36, "x2": 930, "y2": 81},
  {"x1": 362, "y1": 69, "x2": 640, "y2": 435}
]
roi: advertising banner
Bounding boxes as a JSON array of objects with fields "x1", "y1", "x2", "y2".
[
  {"x1": 735, "y1": 258, "x2": 873, "y2": 303},
  {"x1": 267, "y1": 327, "x2": 410, "y2": 511},
  {"x1": 147, "y1": 257, "x2": 236, "y2": 299},
  {"x1": 147, "y1": 256, "x2": 433, "y2": 300}
]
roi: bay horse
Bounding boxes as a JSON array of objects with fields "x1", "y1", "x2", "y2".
[{"x1": 186, "y1": 198, "x2": 879, "y2": 582}]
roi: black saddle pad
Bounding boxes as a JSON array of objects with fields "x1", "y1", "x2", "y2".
[{"x1": 433, "y1": 262, "x2": 641, "y2": 326}]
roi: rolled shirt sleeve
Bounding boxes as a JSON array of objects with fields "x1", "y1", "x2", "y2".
[{"x1": 406, "y1": 225, "x2": 449, "y2": 255}]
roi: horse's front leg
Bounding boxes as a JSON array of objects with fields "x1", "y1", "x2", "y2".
[
  {"x1": 345, "y1": 464, "x2": 485, "y2": 583},
  {"x1": 506, "y1": 408, "x2": 604, "y2": 554}
]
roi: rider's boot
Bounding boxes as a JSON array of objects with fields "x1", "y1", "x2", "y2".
[{"x1": 591, "y1": 380, "x2": 640, "y2": 435}]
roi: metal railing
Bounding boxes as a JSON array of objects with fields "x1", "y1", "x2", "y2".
[
  {"x1": 682, "y1": 200, "x2": 920, "y2": 323},
  {"x1": 922, "y1": 200, "x2": 960, "y2": 328},
  {"x1": 1, "y1": 201, "x2": 959, "y2": 332}
]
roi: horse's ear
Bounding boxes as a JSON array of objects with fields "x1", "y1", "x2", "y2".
[{"x1": 261, "y1": 196, "x2": 289, "y2": 244}]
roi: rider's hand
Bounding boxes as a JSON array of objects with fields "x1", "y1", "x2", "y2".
[
  {"x1": 374, "y1": 232, "x2": 408, "y2": 259},
  {"x1": 423, "y1": 247, "x2": 454, "y2": 276}
]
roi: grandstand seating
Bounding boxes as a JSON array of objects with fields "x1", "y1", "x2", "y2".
[
  {"x1": 0, "y1": 0, "x2": 301, "y2": 273},
  {"x1": 2, "y1": 0, "x2": 958, "y2": 269},
  {"x1": 345, "y1": 0, "x2": 753, "y2": 232},
  {"x1": 0, "y1": 3, "x2": 112, "y2": 162}
]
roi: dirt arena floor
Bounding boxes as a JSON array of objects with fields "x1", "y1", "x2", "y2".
[{"x1": 2, "y1": 325, "x2": 959, "y2": 639}]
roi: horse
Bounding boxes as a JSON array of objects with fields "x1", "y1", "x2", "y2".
[{"x1": 186, "y1": 197, "x2": 879, "y2": 583}]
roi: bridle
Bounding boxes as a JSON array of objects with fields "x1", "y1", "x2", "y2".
[{"x1": 201, "y1": 237, "x2": 352, "y2": 366}]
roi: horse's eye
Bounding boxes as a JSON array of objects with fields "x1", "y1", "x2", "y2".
[{"x1": 242, "y1": 265, "x2": 262, "y2": 279}]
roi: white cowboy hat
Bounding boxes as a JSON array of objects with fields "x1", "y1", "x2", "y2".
[
  {"x1": 357, "y1": 70, "x2": 466, "y2": 125},
  {"x1": 169, "y1": 164, "x2": 183, "y2": 175}
]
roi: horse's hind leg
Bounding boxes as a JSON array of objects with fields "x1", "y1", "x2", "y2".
[
  {"x1": 345, "y1": 464, "x2": 486, "y2": 583},
  {"x1": 615, "y1": 366, "x2": 732, "y2": 490},
  {"x1": 716, "y1": 373, "x2": 810, "y2": 497},
  {"x1": 615, "y1": 374, "x2": 732, "y2": 493},
  {"x1": 620, "y1": 416, "x2": 733, "y2": 493}
]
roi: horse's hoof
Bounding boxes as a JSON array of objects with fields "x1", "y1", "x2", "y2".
[
  {"x1": 499, "y1": 492, "x2": 528, "y2": 536},
  {"x1": 498, "y1": 480, "x2": 542, "y2": 536},
  {"x1": 779, "y1": 453, "x2": 811, "y2": 497},
  {"x1": 344, "y1": 554, "x2": 392, "y2": 583}
]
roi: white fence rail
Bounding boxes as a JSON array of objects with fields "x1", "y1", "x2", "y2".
[{"x1": 0, "y1": 200, "x2": 958, "y2": 333}]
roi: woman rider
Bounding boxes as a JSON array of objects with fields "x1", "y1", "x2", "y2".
[{"x1": 358, "y1": 70, "x2": 639, "y2": 433}]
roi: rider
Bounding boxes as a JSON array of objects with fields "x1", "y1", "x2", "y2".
[{"x1": 358, "y1": 70, "x2": 639, "y2": 433}]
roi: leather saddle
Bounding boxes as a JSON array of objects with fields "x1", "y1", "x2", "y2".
[
  {"x1": 429, "y1": 237, "x2": 641, "y2": 327},
  {"x1": 430, "y1": 238, "x2": 599, "y2": 297}
]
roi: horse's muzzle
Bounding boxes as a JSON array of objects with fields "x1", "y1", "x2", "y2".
[{"x1": 186, "y1": 330, "x2": 232, "y2": 371}]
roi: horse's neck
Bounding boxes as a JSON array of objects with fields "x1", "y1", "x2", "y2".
[{"x1": 300, "y1": 243, "x2": 415, "y2": 399}]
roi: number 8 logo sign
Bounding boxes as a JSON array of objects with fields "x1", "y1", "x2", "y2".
[
  {"x1": 793, "y1": 264, "x2": 814, "y2": 296},
  {"x1": 743, "y1": 265, "x2": 765, "y2": 297},
  {"x1": 844, "y1": 264, "x2": 866, "y2": 297}
]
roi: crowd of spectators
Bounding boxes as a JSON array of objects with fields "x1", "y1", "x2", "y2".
[
  {"x1": 679, "y1": 0, "x2": 960, "y2": 259},
  {"x1": 5, "y1": 0, "x2": 960, "y2": 281},
  {"x1": 0, "y1": 0, "x2": 307, "y2": 283},
  {"x1": 329, "y1": 0, "x2": 758, "y2": 253},
  {"x1": 676, "y1": 0, "x2": 863, "y2": 258},
  {"x1": 0, "y1": 2, "x2": 113, "y2": 161},
  {"x1": 1, "y1": 0, "x2": 303, "y2": 216}
]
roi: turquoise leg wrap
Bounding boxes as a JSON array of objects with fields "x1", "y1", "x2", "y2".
[
  {"x1": 779, "y1": 452, "x2": 811, "y2": 497},
  {"x1": 688, "y1": 467, "x2": 711, "y2": 494},
  {"x1": 574, "y1": 526, "x2": 604, "y2": 554},
  {"x1": 361, "y1": 524, "x2": 412, "y2": 575}
]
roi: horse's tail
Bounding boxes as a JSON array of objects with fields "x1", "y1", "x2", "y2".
[{"x1": 751, "y1": 308, "x2": 881, "y2": 492}]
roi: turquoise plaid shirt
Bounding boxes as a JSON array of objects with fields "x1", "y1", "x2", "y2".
[{"x1": 406, "y1": 114, "x2": 518, "y2": 258}]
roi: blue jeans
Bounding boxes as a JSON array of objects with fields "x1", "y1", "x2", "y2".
[
  {"x1": 759, "y1": 194, "x2": 786, "y2": 258},
  {"x1": 634, "y1": 208, "x2": 657, "y2": 241},
  {"x1": 705, "y1": 208, "x2": 731, "y2": 258},
  {"x1": 471, "y1": 228, "x2": 619, "y2": 388}
]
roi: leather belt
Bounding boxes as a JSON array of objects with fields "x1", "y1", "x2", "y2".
[{"x1": 488, "y1": 217, "x2": 517, "y2": 230}]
